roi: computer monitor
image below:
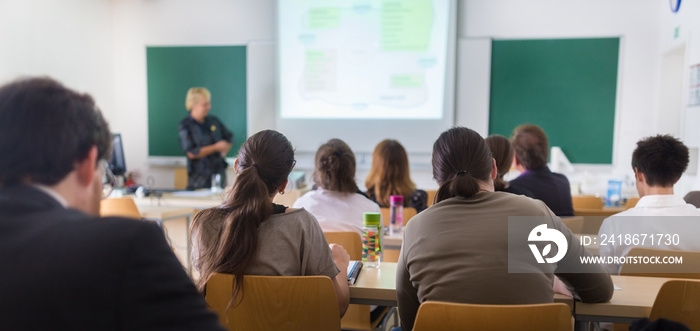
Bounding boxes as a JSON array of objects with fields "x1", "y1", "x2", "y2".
[{"x1": 109, "y1": 133, "x2": 127, "y2": 177}]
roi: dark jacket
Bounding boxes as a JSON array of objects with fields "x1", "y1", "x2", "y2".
[
  {"x1": 178, "y1": 115, "x2": 233, "y2": 190},
  {"x1": 0, "y1": 185, "x2": 225, "y2": 331},
  {"x1": 508, "y1": 167, "x2": 575, "y2": 216}
]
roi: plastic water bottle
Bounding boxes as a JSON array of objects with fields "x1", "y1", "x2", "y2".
[
  {"x1": 362, "y1": 212, "x2": 382, "y2": 268},
  {"x1": 390, "y1": 195, "x2": 404, "y2": 235},
  {"x1": 606, "y1": 180, "x2": 622, "y2": 207}
]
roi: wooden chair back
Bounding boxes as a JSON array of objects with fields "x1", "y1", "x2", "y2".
[
  {"x1": 380, "y1": 207, "x2": 417, "y2": 227},
  {"x1": 620, "y1": 247, "x2": 700, "y2": 279},
  {"x1": 323, "y1": 231, "x2": 387, "y2": 330},
  {"x1": 426, "y1": 190, "x2": 437, "y2": 207},
  {"x1": 324, "y1": 232, "x2": 362, "y2": 260},
  {"x1": 205, "y1": 273, "x2": 340, "y2": 331},
  {"x1": 649, "y1": 279, "x2": 700, "y2": 329},
  {"x1": 100, "y1": 197, "x2": 141, "y2": 219},
  {"x1": 174, "y1": 168, "x2": 188, "y2": 190},
  {"x1": 572, "y1": 195, "x2": 604, "y2": 209},
  {"x1": 561, "y1": 216, "x2": 585, "y2": 234},
  {"x1": 413, "y1": 302, "x2": 572, "y2": 331}
]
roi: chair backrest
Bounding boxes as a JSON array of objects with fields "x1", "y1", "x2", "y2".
[
  {"x1": 324, "y1": 231, "x2": 362, "y2": 260},
  {"x1": 380, "y1": 207, "x2": 418, "y2": 227},
  {"x1": 561, "y1": 216, "x2": 585, "y2": 234},
  {"x1": 426, "y1": 190, "x2": 437, "y2": 207},
  {"x1": 625, "y1": 196, "x2": 640, "y2": 209},
  {"x1": 100, "y1": 197, "x2": 141, "y2": 219},
  {"x1": 413, "y1": 302, "x2": 572, "y2": 331},
  {"x1": 683, "y1": 191, "x2": 700, "y2": 208},
  {"x1": 572, "y1": 195, "x2": 604, "y2": 209},
  {"x1": 323, "y1": 231, "x2": 377, "y2": 330},
  {"x1": 205, "y1": 273, "x2": 341, "y2": 331},
  {"x1": 620, "y1": 247, "x2": 700, "y2": 279},
  {"x1": 649, "y1": 279, "x2": 700, "y2": 329},
  {"x1": 174, "y1": 168, "x2": 188, "y2": 190}
]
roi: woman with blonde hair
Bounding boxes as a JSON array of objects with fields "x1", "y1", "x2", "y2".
[
  {"x1": 365, "y1": 139, "x2": 427, "y2": 212},
  {"x1": 191, "y1": 130, "x2": 350, "y2": 316},
  {"x1": 293, "y1": 139, "x2": 380, "y2": 234},
  {"x1": 178, "y1": 87, "x2": 233, "y2": 190}
]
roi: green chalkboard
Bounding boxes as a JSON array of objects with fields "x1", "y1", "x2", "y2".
[
  {"x1": 146, "y1": 46, "x2": 247, "y2": 157},
  {"x1": 489, "y1": 38, "x2": 619, "y2": 164}
]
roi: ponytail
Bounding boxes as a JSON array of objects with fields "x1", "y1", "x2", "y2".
[
  {"x1": 492, "y1": 175, "x2": 507, "y2": 191},
  {"x1": 485, "y1": 134, "x2": 514, "y2": 192},
  {"x1": 434, "y1": 172, "x2": 482, "y2": 204},
  {"x1": 190, "y1": 130, "x2": 295, "y2": 310},
  {"x1": 432, "y1": 127, "x2": 493, "y2": 204},
  {"x1": 313, "y1": 139, "x2": 358, "y2": 193}
]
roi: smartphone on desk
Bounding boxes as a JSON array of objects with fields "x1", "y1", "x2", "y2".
[{"x1": 347, "y1": 260, "x2": 363, "y2": 285}]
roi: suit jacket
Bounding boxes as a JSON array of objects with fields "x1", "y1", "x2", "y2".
[
  {"x1": 0, "y1": 185, "x2": 224, "y2": 331},
  {"x1": 508, "y1": 167, "x2": 575, "y2": 216}
]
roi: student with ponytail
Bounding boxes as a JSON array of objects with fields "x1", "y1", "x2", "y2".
[
  {"x1": 395, "y1": 127, "x2": 613, "y2": 330},
  {"x1": 293, "y1": 138, "x2": 380, "y2": 234},
  {"x1": 190, "y1": 130, "x2": 350, "y2": 316}
]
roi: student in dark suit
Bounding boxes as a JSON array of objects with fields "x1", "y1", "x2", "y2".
[
  {"x1": 0, "y1": 77, "x2": 224, "y2": 330},
  {"x1": 508, "y1": 124, "x2": 575, "y2": 216}
]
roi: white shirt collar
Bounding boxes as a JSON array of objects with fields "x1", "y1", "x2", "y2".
[
  {"x1": 635, "y1": 194, "x2": 687, "y2": 208},
  {"x1": 32, "y1": 184, "x2": 69, "y2": 208}
]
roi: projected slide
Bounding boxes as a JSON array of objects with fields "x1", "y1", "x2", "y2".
[{"x1": 278, "y1": 0, "x2": 451, "y2": 120}]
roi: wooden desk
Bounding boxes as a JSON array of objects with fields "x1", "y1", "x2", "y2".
[
  {"x1": 350, "y1": 262, "x2": 398, "y2": 306},
  {"x1": 134, "y1": 191, "x2": 224, "y2": 210},
  {"x1": 575, "y1": 275, "x2": 669, "y2": 324},
  {"x1": 133, "y1": 187, "x2": 309, "y2": 211},
  {"x1": 574, "y1": 207, "x2": 626, "y2": 217},
  {"x1": 137, "y1": 205, "x2": 195, "y2": 274},
  {"x1": 384, "y1": 235, "x2": 402, "y2": 250},
  {"x1": 349, "y1": 262, "x2": 574, "y2": 310}
]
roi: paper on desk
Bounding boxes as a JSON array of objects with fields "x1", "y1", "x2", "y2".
[{"x1": 614, "y1": 284, "x2": 621, "y2": 290}]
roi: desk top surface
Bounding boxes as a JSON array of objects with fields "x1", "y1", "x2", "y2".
[
  {"x1": 137, "y1": 205, "x2": 195, "y2": 220},
  {"x1": 133, "y1": 192, "x2": 224, "y2": 210},
  {"x1": 350, "y1": 263, "x2": 668, "y2": 320},
  {"x1": 576, "y1": 275, "x2": 669, "y2": 318}
]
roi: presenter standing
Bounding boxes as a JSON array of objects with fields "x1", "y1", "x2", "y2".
[{"x1": 178, "y1": 87, "x2": 233, "y2": 190}]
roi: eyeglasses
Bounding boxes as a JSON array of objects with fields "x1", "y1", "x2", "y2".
[{"x1": 100, "y1": 159, "x2": 115, "y2": 199}]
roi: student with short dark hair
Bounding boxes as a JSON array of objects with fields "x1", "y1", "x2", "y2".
[
  {"x1": 293, "y1": 139, "x2": 380, "y2": 234},
  {"x1": 509, "y1": 124, "x2": 574, "y2": 216},
  {"x1": 191, "y1": 130, "x2": 351, "y2": 316},
  {"x1": 396, "y1": 127, "x2": 613, "y2": 331},
  {"x1": 365, "y1": 139, "x2": 428, "y2": 212},
  {"x1": 599, "y1": 135, "x2": 700, "y2": 274},
  {"x1": 0, "y1": 77, "x2": 224, "y2": 330}
]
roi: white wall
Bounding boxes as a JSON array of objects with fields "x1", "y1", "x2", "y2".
[
  {"x1": 459, "y1": 0, "x2": 663, "y2": 197},
  {"x1": 3, "y1": 0, "x2": 670, "y2": 195},
  {"x1": 0, "y1": 0, "x2": 114, "y2": 114},
  {"x1": 659, "y1": 0, "x2": 700, "y2": 193},
  {"x1": 110, "y1": 0, "x2": 276, "y2": 188}
]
